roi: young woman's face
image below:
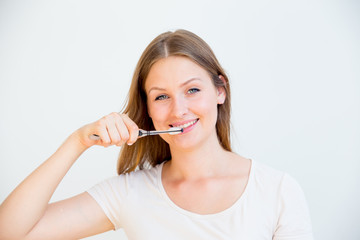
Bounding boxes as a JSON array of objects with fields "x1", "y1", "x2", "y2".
[{"x1": 145, "y1": 56, "x2": 225, "y2": 150}]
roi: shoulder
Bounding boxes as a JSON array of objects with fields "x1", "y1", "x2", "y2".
[
  {"x1": 250, "y1": 160, "x2": 305, "y2": 197},
  {"x1": 85, "y1": 163, "x2": 164, "y2": 230},
  {"x1": 88, "y1": 163, "x2": 163, "y2": 197},
  {"x1": 250, "y1": 160, "x2": 311, "y2": 218},
  {"x1": 253, "y1": 162, "x2": 315, "y2": 238},
  {"x1": 126, "y1": 162, "x2": 162, "y2": 185},
  {"x1": 251, "y1": 160, "x2": 285, "y2": 186}
]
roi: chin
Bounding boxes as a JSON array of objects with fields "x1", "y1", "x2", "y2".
[{"x1": 169, "y1": 131, "x2": 211, "y2": 152}]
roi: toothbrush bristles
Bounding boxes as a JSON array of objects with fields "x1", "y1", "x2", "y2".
[{"x1": 168, "y1": 127, "x2": 183, "y2": 135}]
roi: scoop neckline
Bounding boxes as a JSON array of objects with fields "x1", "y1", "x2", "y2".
[{"x1": 157, "y1": 159, "x2": 254, "y2": 219}]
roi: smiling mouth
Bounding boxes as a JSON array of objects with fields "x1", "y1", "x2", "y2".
[{"x1": 170, "y1": 119, "x2": 199, "y2": 129}]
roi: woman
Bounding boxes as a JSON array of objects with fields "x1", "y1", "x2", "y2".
[{"x1": 0, "y1": 30, "x2": 313, "y2": 239}]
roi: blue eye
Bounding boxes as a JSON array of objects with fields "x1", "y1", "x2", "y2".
[
  {"x1": 155, "y1": 95, "x2": 168, "y2": 101},
  {"x1": 188, "y1": 88, "x2": 200, "y2": 94}
]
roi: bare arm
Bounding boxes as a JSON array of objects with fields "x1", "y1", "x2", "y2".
[
  {"x1": 0, "y1": 113, "x2": 138, "y2": 240},
  {"x1": 25, "y1": 192, "x2": 113, "y2": 240}
]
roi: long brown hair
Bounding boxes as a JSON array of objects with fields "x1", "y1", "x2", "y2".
[{"x1": 117, "y1": 29, "x2": 231, "y2": 174}]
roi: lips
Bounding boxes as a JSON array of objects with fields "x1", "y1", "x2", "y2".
[{"x1": 170, "y1": 119, "x2": 199, "y2": 129}]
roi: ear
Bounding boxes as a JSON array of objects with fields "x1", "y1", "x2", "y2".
[
  {"x1": 216, "y1": 87, "x2": 226, "y2": 104},
  {"x1": 216, "y1": 75, "x2": 226, "y2": 104}
]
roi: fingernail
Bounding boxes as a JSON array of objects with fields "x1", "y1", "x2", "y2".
[{"x1": 127, "y1": 142, "x2": 133, "y2": 146}]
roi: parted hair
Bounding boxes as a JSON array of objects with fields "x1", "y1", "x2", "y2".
[{"x1": 117, "y1": 29, "x2": 231, "y2": 174}]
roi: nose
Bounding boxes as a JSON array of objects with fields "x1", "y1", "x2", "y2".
[{"x1": 171, "y1": 95, "x2": 188, "y2": 118}]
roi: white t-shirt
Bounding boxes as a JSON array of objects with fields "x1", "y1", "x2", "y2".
[{"x1": 87, "y1": 160, "x2": 313, "y2": 240}]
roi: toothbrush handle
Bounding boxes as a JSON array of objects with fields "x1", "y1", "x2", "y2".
[
  {"x1": 138, "y1": 129, "x2": 149, "y2": 137},
  {"x1": 89, "y1": 128, "x2": 181, "y2": 140},
  {"x1": 90, "y1": 130, "x2": 144, "y2": 140}
]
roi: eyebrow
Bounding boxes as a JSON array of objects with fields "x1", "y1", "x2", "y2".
[{"x1": 147, "y1": 77, "x2": 201, "y2": 94}]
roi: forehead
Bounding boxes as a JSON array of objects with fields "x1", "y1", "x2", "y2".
[{"x1": 145, "y1": 56, "x2": 211, "y2": 90}]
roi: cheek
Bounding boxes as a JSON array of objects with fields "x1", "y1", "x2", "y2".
[
  {"x1": 190, "y1": 94, "x2": 218, "y2": 118},
  {"x1": 148, "y1": 103, "x2": 170, "y2": 127}
]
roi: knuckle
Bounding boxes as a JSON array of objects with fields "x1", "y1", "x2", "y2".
[
  {"x1": 112, "y1": 137, "x2": 120, "y2": 144},
  {"x1": 111, "y1": 112, "x2": 119, "y2": 118},
  {"x1": 120, "y1": 130, "x2": 129, "y2": 140},
  {"x1": 115, "y1": 139, "x2": 125, "y2": 146},
  {"x1": 104, "y1": 115, "x2": 112, "y2": 121},
  {"x1": 122, "y1": 134, "x2": 130, "y2": 142},
  {"x1": 97, "y1": 119, "x2": 105, "y2": 126},
  {"x1": 130, "y1": 124, "x2": 138, "y2": 131}
]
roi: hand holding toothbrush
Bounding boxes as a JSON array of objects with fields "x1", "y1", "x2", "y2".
[{"x1": 73, "y1": 112, "x2": 182, "y2": 149}]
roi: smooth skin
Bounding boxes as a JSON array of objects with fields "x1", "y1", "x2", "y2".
[{"x1": 0, "y1": 56, "x2": 251, "y2": 239}]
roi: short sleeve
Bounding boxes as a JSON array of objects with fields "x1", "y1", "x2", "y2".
[
  {"x1": 273, "y1": 174, "x2": 314, "y2": 240},
  {"x1": 86, "y1": 175, "x2": 129, "y2": 230}
]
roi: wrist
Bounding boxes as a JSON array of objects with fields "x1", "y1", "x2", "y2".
[{"x1": 67, "y1": 132, "x2": 91, "y2": 154}]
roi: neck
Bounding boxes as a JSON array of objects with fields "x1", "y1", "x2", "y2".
[{"x1": 167, "y1": 133, "x2": 230, "y2": 180}]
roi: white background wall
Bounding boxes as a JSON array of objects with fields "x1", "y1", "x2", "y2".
[{"x1": 0, "y1": 0, "x2": 359, "y2": 239}]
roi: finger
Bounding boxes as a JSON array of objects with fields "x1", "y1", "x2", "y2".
[
  {"x1": 121, "y1": 114, "x2": 139, "y2": 145},
  {"x1": 94, "y1": 118, "x2": 111, "y2": 147},
  {"x1": 104, "y1": 114, "x2": 122, "y2": 145},
  {"x1": 98, "y1": 127, "x2": 112, "y2": 147},
  {"x1": 114, "y1": 116, "x2": 130, "y2": 146}
]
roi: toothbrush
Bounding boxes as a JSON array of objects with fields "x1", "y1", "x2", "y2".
[
  {"x1": 90, "y1": 127, "x2": 183, "y2": 140},
  {"x1": 138, "y1": 127, "x2": 183, "y2": 136}
]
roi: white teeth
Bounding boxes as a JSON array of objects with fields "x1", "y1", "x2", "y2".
[{"x1": 173, "y1": 119, "x2": 197, "y2": 129}]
